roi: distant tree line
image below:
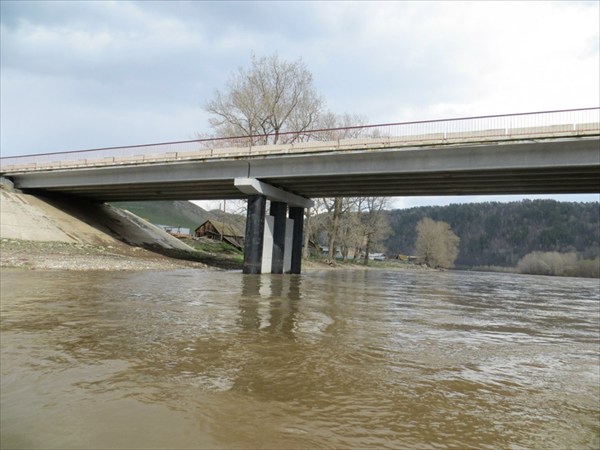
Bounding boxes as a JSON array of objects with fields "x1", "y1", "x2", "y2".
[{"x1": 384, "y1": 200, "x2": 599, "y2": 268}]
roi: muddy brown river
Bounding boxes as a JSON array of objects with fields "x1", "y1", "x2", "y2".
[{"x1": 1, "y1": 268, "x2": 598, "y2": 449}]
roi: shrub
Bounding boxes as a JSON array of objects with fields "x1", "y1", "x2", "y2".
[{"x1": 517, "y1": 251, "x2": 599, "y2": 278}]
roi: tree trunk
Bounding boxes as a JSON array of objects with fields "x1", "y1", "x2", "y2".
[
  {"x1": 327, "y1": 198, "x2": 342, "y2": 263},
  {"x1": 363, "y1": 235, "x2": 371, "y2": 265},
  {"x1": 303, "y1": 207, "x2": 311, "y2": 259}
]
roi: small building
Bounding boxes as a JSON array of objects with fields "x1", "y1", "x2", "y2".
[{"x1": 195, "y1": 219, "x2": 244, "y2": 250}]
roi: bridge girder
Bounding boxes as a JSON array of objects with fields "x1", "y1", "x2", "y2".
[{"x1": 4, "y1": 136, "x2": 599, "y2": 201}]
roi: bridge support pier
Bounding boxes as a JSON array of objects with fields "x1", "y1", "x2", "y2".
[
  {"x1": 236, "y1": 178, "x2": 313, "y2": 275},
  {"x1": 243, "y1": 195, "x2": 267, "y2": 274},
  {"x1": 289, "y1": 207, "x2": 304, "y2": 275},
  {"x1": 270, "y1": 201, "x2": 287, "y2": 274}
]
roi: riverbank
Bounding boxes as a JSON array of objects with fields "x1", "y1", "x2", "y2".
[
  {"x1": 0, "y1": 190, "x2": 421, "y2": 273},
  {"x1": 0, "y1": 239, "x2": 210, "y2": 271},
  {"x1": 0, "y1": 188, "x2": 219, "y2": 271},
  {"x1": 0, "y1": 238, "x2": 425, "y2": 273}
]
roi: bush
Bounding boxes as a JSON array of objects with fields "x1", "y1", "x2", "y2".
[{"x1": 517, "y1": 251, "x2": 599, "y2": 278}]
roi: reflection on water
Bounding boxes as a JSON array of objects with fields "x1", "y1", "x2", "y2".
[{"x1": 1, "y1": 269, "x2": 599, "y2": 449}]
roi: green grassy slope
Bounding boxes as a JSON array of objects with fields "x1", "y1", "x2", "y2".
[{"x1": 110, "y1": 200, "x2": 213, "y2": 231}]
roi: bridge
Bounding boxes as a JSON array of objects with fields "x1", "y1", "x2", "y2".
[{"x1": 1, "y1": 108, "x2": 599, "y2": 274}]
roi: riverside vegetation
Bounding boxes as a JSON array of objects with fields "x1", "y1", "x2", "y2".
[
  {"x1": 516, "y1": 251, "x2": 599, "y2": 278},
  {"x1": 110, "y1": 198, "x2": 598, "y2": 278},
  {"x1": 2, "y1": 199, "x2": 597, "y2": 277},
  {"x1": 384, "y1": 199, "x2": 599, "y2": 278}
]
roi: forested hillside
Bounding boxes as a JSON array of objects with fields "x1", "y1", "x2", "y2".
[{"x1": 385, "y1": 200, "x2": 599, "y2": 268}]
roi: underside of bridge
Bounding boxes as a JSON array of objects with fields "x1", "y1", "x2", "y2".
[{"x1": 12, "y1": 166, "x2": 600, "y2": 202}]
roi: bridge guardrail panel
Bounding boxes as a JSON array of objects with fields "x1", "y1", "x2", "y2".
[
  {"x1": 250, "y1": 144, "x2": 293, "y2": 155},
  {"x1": 386, "y1": 133, "x2": 445, "y2": 146},
  {"x1": 446, "y1": 128, "x2": 507, "y2": 139},
  {"x1": 575, "y1": 122, "x2": 600, "y2": 133},
  {"x1": 114, "y1": 156, "x2": 140, "y2": 164},
  {"x1": 214, "y1": 146, "x2": 250, "y2": 157},
  {"x1": 338, "y1": 137, "x2": 387, "y2": 149},
  {"x1": 177, "y1": 149, "x2": 213, "y2": 159},
  {"x1": 288, "y1": 141, "x2": 339, "y2": 154},
  {"x1": 507, "y1": 124, "x2": 575, "y2": 138}
]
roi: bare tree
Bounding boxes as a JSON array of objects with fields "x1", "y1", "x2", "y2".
[
  {"x1": 302, "y1": 205, "x2": 314, "y2": 260},
  {"x1": 306, "y1": 197, "x2": 356, "y2": 262},
  {"x1": 358, "y1": 197, "x2": 392, "y2": 265},
  {"x1": 415, "y1": 217, "x2": 460, "y2": 268},
  {"x1": 204, "y1": 53, "x2": 324, "y2": 144},
  {"x1": 307, "y1": 196, "x2": 392, "y2": 264},
  {"x1": 338, "y1": 209, "x2": 363, "y2": 261},
  {"x1": 325, "y1": 197, "x2": 343, "y2": 262}
]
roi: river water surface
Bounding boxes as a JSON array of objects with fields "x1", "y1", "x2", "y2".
[{"x1": 1, "y1": 268, "x2": 598, "y2": 449}]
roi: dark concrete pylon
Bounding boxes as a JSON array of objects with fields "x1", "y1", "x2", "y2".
[
  {"x1": 242, "y1": 194, "x2": 266, "y2": 275},
  {"x1": 289, "y1": 207, "x2": 304, "y2": 274},
  {"x1": 270, "y1": 201, "x2": 287, "y2": 274},
  {"x1": 235, "y1": 178, "x2": 313, "y2": 275}
]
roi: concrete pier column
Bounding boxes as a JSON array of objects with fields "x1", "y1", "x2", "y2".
[
  {"x1": 243, "y1": 194, "x2": 267, "y2": 274},
  {"x1": 235, "y1": 178, "x2": 313, "y2": 275},
  {"x1": 261, "y1": 215, "x2": 274, "y2": 273},
  {"x1": 289, "y1": 207, "x2": 305, "y2": 274},
  {"x1": 270, "y1": 201, "x2": 287, "y2": 274},
  {"x1": 283, "y1": 218, "x2": 294, "y2": 273}
]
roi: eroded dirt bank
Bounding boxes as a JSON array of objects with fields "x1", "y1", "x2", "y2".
[
  {"x1": 0, "y1": 189, "x2": 210, "y2": 271},
  {"x1": 0, "y1": 239, "x2": 209, "y2": 271}
]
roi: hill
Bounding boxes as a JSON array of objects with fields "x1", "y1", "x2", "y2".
[
  {"x1": 384, "y1": 200, "x2": 600, "y2": 268},
  {"x1": 110, "y1": 200, "x2": 213, "y2": 231}
]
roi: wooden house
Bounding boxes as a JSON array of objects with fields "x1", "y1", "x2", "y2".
[{"x1": 195, "y1": 219, "x2": 245, "y2": 250}]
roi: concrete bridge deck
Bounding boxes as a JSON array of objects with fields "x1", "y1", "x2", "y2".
[{"x1": 1, "y1": 115, "x2": 599, "y2": 201}]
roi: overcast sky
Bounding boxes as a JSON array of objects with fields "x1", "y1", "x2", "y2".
[{"x1": 1, "y1": 1, "x2": 598, "y2": 208}]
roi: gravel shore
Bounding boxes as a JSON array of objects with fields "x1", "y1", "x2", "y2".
[
  {"x1": 0, "y1": 239, "x2": 211, "y2": 271},
  {"x1": 0, "y1": 239, "x2": 418, "y2": 273}
]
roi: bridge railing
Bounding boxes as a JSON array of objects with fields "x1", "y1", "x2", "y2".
[{"x1": 1, "y1": 107, "x2": 598, "y2": 172}]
